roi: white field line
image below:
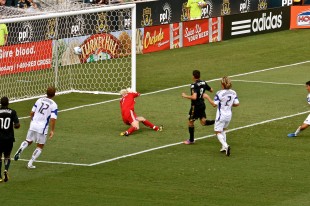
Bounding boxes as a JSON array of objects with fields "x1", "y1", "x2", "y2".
[
  {"x1": 15, "y1": 60, "x2": 310, "y2": 166},
  {"x1": 15, "y1": 110, "x2": 309, "y2": 167},
  {"x1": 89, "y1": 111, "x2": 309, "y2": 166},
  {"x1": 233, "y1": 80, "x2": 304, "y2": 86}
]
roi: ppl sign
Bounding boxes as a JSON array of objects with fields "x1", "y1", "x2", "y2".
[{"x1": 282, "y1": 0, "x2": 293, "y2": 6}]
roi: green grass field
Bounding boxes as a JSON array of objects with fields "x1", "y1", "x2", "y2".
[{"x1": 1, "y1": 29, "x2": 310, "y2": 206}]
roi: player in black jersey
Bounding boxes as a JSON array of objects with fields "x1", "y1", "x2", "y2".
[
  {"x1": 0, "y1": 97, "x2": 20, "y2": 182},
  {"x1": 182, "y1": 70, "x2": 215, "y2": 144}
]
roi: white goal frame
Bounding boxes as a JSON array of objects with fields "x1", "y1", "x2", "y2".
[{"x1": 0, "y1": 4, "x2": 136, "y2": 102}]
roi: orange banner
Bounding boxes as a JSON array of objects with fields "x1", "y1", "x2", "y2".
[
  {"x1": 290, "y1": 6, "x2": 310, "y2": 29},
  {"x1": 183, "y1": 19, "x2": 209, "y2": 47},
  {"x1": 0, "y1": 40, "x2": 52, "y2": 75},
  {"x1": 143, "y1": 24, "x2": 170, "y2": 54}
]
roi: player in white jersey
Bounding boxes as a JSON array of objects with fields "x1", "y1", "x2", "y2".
[
  {"x1": 205, "y1": 76, "x2": 239, "y2": 156},
  {"x1": 287, "y1": 81, "x2": 310, "y2": 137},
  {"x1": 14, "y1": 86, "x2": 58, "y2": 169}
]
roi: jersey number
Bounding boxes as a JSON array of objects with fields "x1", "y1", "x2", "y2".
[
  {"x1": 0, "y1": 117, "x2": 11, "y2": 129},
  {"x1": 199, "y1": 88, "x2": 204, "y2": 99},
  {"x1": 38, "y1": 103, "x2": 50, "y2": 115},
  {"x1": 225, "y1": 96, "x2": 232, "y2": 106}
]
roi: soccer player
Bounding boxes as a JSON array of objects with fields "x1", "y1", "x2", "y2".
[
  {"x1": 287, "y1": 81, "x2": 310, "y2": 137},
  {"x1": 14, "y1": 86, "x2": 58, "y2": 169},
  {"x1": 119, "y1": 88, "x2": 163, "y2": 136},
  {"x1": 210, "y1": 76, "x2": 239, "y2": 156},
  {"x1": 182, "y1": 70, "x2": 215, "y2": 145},
  {"x1": 0, "y1": 97, "x2": 20, "y2": 182},
  {"x1": 0, "y1": 22, "x2": 8, "y2": 46}
]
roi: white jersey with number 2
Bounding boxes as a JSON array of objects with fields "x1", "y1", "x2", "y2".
[
  {"x1": 29, "y1": 97, "x2": 58, "y2": 135},
  {"x1": 214, "y1": 89, "x2": 239, "y2": 122}
]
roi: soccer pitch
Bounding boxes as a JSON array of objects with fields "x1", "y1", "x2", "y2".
[{"x1": 2, "y1": 29, "x2": 310, "y2": 206}]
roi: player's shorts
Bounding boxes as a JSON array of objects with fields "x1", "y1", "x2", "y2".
[
  {"x1": 122, "y1": 110, "x2": 137, "y2": 125},
  {"x1": 26, "y1": 130, "x2": 47, "y2": 145},
  {"x1": 214, "y1": 119, "x2": 231, "y2": 132},
  {"x1": 304, "y1": 114, "x2": 310, "y2": 125},
  {"x1": 188, "y1": 104, "x2": 206, "y2": 121},
  {"x1": 0, "y1": 140, "x2": 13, "y2": 156}
]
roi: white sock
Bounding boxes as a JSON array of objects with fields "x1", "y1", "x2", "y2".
[
  {"x1": 295, "y1": 126, "x2": 301, "y2": 135},
  {"x1": 19, "y1": 141, "x2": 29, "y2": 153},
  {"x1": 28, "y1": 148, "x2": 42, "y2": 166},
  {"x1": 217, "y1": 133, "x2": 228, "y2": 149},
  {"x1": 222, "y1": 131, "x2": 227, "y2": 142}
]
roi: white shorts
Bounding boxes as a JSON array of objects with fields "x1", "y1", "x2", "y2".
[
  {"x1": 214, "y1": 119, "x2": 230, "y2": 132},
  {"x1": 26, "y1": 130, "x2": 47, "y2": 144},
  {"x1": 304, "y1": 114, "x2": 310, "y2": 125}
]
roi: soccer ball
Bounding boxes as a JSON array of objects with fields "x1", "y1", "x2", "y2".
[{"x1": 73, "y1": 47, "x2": 82, "y2": 55}]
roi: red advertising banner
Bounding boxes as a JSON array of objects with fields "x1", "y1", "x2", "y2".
[
  {"x1": 290, "y1": 6, "x2": 310, "y2": 29},
  {"x1": 183, "y1": 19, "x2": 209, "y2": 47},
  {"x1": 0, "y1": 40, "x2": 52, "y2": 75},
  {"x1": 143, "y1": 24, "x2": 170, "y2": 54}
]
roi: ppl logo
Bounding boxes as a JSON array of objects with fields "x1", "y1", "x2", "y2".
[{"x1": 297, "y1": 11, "x2": 310, "y2": 26}]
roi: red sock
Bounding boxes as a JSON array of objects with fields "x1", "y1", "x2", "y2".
[
  {"x1": 126, "y1": 126, "x2": 138, "y2": 135},
  {"x1": 143, "y1": 120, "x2": 158, "y2": 131}
]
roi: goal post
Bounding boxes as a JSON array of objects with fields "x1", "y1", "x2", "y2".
[{"x1": 0, "y1": 4, "x2": 136, "y2": 103}]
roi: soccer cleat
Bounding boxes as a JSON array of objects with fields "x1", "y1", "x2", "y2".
[
  {"x1": 220, "y1": 147, "x2": 226, "y2": 153},
  {"x1": 3, "y1": 170, "x2": 9, "y2": 182},
  {"x1": 158, "y1": 125, "x2": 164, "y2": 132},
  {"x1": 226, "y1": 146, "x2": 231, "y2": 156},
  {"x1": 287, "y1": 133, "x2": 297, "y2": 138},
  {"x1": 14, "y1": 149, "x2": 22, "y2": 161},
  {"x1": 120, "y1": 131, "x2": 129, "y2": 136},
  {"x1": 27, "y1": 164, "x2": 36, "y2": 169},
  {"x1": 205, "y1": 120, "x2": 215, "y2": 125},
  {"x1": 183, "y1": 139, "x2": 194, "y2": 145}
]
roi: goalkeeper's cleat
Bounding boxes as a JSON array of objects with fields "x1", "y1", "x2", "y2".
[
  {"x1": 158, "y1": 125, "x2": 164, "y2": 132},
  {"x1": 14, "y1": 149, "x2": 22, "y2": 161},
  {"x1": 287, "y1": 133, "x2": 297, "y2": 137},
  {"x1": 27, "y1": 164, "x2": 36, "y2": 169},
  {"x1": 3, "y1": 170, "x2": 9, "y2": 182},
  {"x1": 120, "y1": 131, "x2": 129, "y2": 136}
]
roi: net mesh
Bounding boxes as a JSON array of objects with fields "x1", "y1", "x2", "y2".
[{"x1": 0, "y1": 5, "x2": 135, "y2": 102}]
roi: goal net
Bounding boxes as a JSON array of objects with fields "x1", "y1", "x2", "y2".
[{"x1": 0, "y1": 4, "x2": 136, "y2": 102}]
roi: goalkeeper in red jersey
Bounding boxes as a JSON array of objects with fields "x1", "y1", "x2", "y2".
[{"x1": 119, "y1": 88, "x2": 163, "y2": 136}]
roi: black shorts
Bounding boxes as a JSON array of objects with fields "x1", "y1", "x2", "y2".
[
  {"x1": 0, "y1": 140, "x2": 14, "y2": 157},
  {"x1": 188, "y1": 104, "x2": 206, "y2": 121}
]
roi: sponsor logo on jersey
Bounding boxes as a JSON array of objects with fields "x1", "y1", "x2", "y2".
[
  {"x1": 231, "y1": 12, "x2": 283, "y2": 36},
  {"x1": 297, "y1": 11, "x2": 310, "y2": 26}
]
